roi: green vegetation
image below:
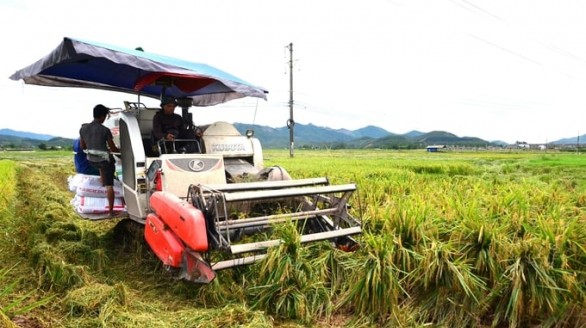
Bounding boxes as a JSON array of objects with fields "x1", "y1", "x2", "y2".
[
  {"x1": 0, "y1": 149, "x2": 585, "y2": 327},
  {"x1": 0, "y1": 135, "x2": 74, "y2": 150}
]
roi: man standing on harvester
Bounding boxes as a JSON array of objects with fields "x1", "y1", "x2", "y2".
[{"x1": 79, "y1": 104, "x2": 120, "y2": 217}]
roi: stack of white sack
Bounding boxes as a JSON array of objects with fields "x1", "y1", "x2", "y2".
[{"x1": 68, "y1": 174, "x2": 126, "y2": 215}]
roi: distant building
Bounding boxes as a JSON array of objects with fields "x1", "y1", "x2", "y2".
[
  {"x1": 426, "y1": 145, "x2": 446, "y2": 152},
  {"x1": 516, "y1": 142, "x2": 531, "y2": 149},
  {"x1": 509, "y1": 142, "x2": 546, "y2": 150}
]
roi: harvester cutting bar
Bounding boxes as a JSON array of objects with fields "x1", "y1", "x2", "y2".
[{"x1": 229, "y1": 226, "x2": 362, "y2": 255}]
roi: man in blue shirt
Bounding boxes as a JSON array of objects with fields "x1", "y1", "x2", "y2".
[{"x1": 73, "y1": 137, "x2": 99, "y2": 176}]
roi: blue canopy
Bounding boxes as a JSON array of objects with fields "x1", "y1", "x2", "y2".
[{"x1": 9, "y1": 37, "x2": 268, "y2": 106}]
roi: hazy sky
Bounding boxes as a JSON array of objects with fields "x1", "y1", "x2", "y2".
[{"x1": 2, "y1": 0, "x2": 586, "y2": 144}]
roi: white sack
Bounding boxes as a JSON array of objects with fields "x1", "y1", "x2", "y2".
[
  {"x1": 75, "y1": 175, "x2": 123, "y2": 198},
  {"x1": 71, "y1": 195, "x2": 125, "y2": 214}
]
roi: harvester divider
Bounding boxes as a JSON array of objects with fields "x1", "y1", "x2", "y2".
[{"x1": 229, "y1": 226, "x2": 362, "y2": 255}]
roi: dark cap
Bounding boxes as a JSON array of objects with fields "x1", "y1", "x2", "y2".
[
  {"x1": 93, "y1": 104, "x2": 110, "y2": 118},
  {"x1": 160, "y1": 96, "x2": 177, "y2": 107}
]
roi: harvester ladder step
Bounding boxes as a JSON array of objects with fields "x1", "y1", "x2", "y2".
[{"x1": 229, "y1": 226, "x2": 362, "y2": 255}]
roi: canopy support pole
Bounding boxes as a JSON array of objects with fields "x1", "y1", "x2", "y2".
[{"x1": 287, "y1": 42, "x2": 295, "y2": 158}]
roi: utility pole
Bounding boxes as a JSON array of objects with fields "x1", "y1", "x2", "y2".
[{"x1": 286, "y1": 42, "x2": 295, "y2": 157}]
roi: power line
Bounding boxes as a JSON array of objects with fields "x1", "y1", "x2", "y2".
[{"x1": 468, "y1": 34, "x2": 543, "y2": 66}]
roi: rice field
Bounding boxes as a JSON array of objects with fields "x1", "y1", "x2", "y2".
[{"x1": 1, "y1": 149, "x2": 585, "y2": 327}]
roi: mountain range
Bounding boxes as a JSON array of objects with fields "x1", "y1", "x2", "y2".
[
  {"x1": 0, "y1": 128, "x2": 73, "y2": 149},
  {"x1": 232, "y1": 124, "x2": 583, "y2": 148},
  {"x1": 232, "y1": 123, "x2": 502, "y2": 149},
  {"x1": 0, "y1": 125, "x2": 582, "y2": 150}
]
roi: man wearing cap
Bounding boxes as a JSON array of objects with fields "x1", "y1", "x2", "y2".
[
  {"x1": 152, "y1": 96, "x2": 198, "y2": 153},
  {"x1": 152, "y1": 96, "x2": 184, "y2": 142},
  {"x1": 79, "y1": 104, "x2": 121, "y2": 217}
]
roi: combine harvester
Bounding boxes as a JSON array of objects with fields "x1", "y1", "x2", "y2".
[{"x1": 10, "y1": 37, "x2": 362, "y2": 283}]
